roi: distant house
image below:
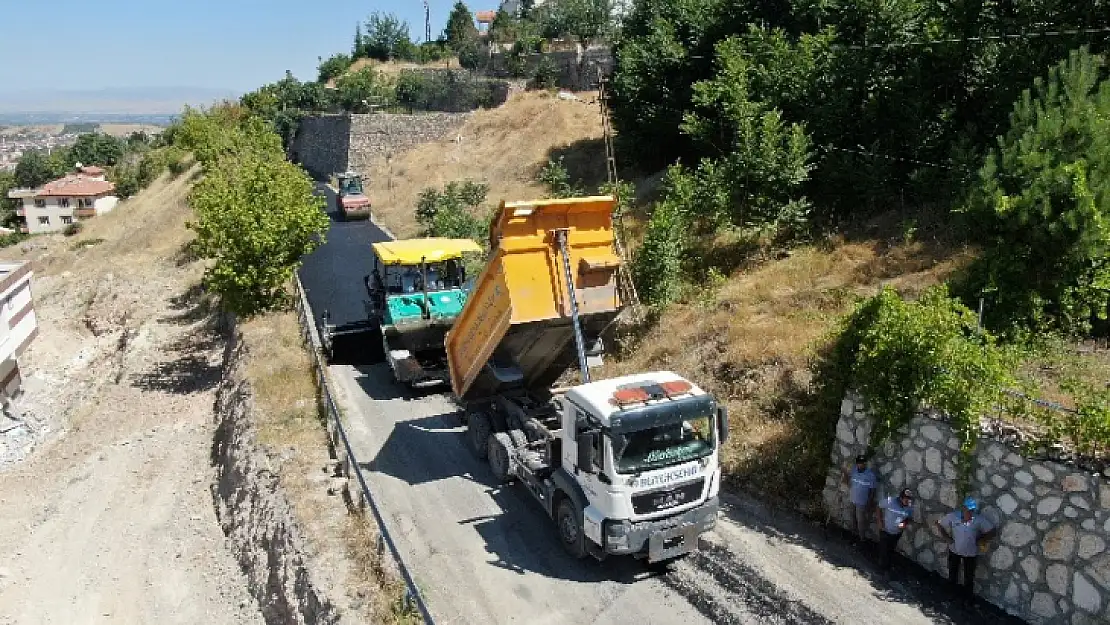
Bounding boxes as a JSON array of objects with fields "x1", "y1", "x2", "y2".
[
  {"x1": 0, "y1": 261, "x2": 37, "y2": 400},
  {"x1": 7, "y1": 165, "x2": 118, "y2": 234},
  {"x1": 476, "y1": 10, "x2": 496, "y2": 34}
]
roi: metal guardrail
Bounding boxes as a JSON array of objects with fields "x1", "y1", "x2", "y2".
[{"x1": 291, "y1": 271, "x2": 436, "y2": 625}]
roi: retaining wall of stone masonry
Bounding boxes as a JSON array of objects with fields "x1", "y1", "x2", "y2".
[
  {"x1": 289, "y1": 113, "x2": 469, "y2": 181},
  {"x1": 823, "y1": 394, "x2": 1110, "y2": 625}
]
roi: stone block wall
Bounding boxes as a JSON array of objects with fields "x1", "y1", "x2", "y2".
[
  {"x1": 486, "y1": 45, "x2": 614, "y2": 91},
  {"x1": 346, "y1": 112, "x2": 469, "y2": 173},
  {"x1": 289, "y1": 115, "x2": 350, "y2": 180},
  {"x1": 824, "y1": 395, "x2": 1110, "y2": 624},
  {"x1": 289, "y1": 112, "x2": 469, "y2": 181}
]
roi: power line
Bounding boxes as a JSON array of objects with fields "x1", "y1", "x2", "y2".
[{"x1": 815, "y1": 144, "x2": 970, "y2": 173}]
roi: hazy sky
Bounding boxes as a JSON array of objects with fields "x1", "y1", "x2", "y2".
[{"x1": 0, "y1": 0, "x2": 468, "y2": 94}]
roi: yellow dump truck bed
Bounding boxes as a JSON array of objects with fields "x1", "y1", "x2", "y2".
[{"x1": 445, "y1": 196, "x2": 626, "y2": 402}]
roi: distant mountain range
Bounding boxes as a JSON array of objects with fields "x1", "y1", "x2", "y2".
[{"x1": 0, "y1": 86, "x2": 241, "y2": 115}]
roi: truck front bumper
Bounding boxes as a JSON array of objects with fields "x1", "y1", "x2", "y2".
[{"x1": 602, "y1": 497, "x2": 719, "y2": 563}]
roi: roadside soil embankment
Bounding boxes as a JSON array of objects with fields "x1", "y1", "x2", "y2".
[
  {"x1": 0, "y1": 170, "x2": 265, "y2": 624},
  {"x1": 0, "y1": 168, "x2": 364, "y2": 625}
]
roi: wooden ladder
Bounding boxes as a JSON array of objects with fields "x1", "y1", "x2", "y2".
[{"x1": 597, "y1": 69, "x2": 644, "y2": 322}]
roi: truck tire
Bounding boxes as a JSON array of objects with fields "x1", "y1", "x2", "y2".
[
  {"x1": 468, "y1": 411, "x2": 491, "y2": 460},
  {"x1": 556, "y1": 496, "x2": 587, "y2": 559},
  {"x1": 488, "y1": 432, "x2": 513, "y2": 483}
]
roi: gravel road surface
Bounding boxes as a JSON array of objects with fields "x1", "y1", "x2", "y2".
[{"x1": 299, "y1": 187, "x2": 1024, "y2": 625}]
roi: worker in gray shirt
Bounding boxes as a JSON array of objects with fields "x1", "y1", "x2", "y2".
[
  {"x1": 841, "y1": 454, "x2": 877, "y2": 544},
  {"x1": 936, "y1": 496, "x2": 997, "y2": 604},
  {"x1": 876, "y1": 488, "x2": 914, "y2": 572}
]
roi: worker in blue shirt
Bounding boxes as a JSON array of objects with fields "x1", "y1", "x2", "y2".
[
  {"x1": 936, "y1": 497, "x2": 997, "y2": 603},
  {"x1": 875, "y1": 488, "x2": 914, "y2": 571},
  {"x1": 841, "y1": 454, "x2": 877, "y2": 544}
]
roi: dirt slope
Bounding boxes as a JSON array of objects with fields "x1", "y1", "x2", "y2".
[
  {"x1": 0, "y1": 170, "x2": 264, "y2": 624},
  {"x1": 364, "y1": 90, "x2": 606, "y2": 238}
]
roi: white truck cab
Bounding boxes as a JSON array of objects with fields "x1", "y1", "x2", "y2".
[{"x1": 557, "y1": 371, "x2": 727, "y2": 563}]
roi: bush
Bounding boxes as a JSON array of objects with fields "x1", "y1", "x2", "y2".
[
  {"x1": 188, "y1": 150, "x2": 329, "y2": 316},
  {"x1": 164, "y1": 146, "x2": 189, "y2": 176},
  {"x1": 528, "y1": 56, "x2": 560, "y2": 90},
  {"x1": 537, "y1": 157, "x2": 582, "y2": 198},
  {"x1": 62, "y1": 222, "x2": 83, "y2": 237},
  {"x1": 415, "y1": 180, "x2": 490, "y2": 241},
  {"x1": 823, "y1": 285, "x2": 1017, "y2": 491}
]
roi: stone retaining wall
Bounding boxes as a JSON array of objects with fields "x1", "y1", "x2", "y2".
[
  {"x1": 290, "y1": 112, "x2": 469, "y2": 181},
  {"x1": 824, "y1": 395, "x2": 1110, "y2": 624},
  {"x1": 346, "y1": 112, "x2": 468, "y2": 173},
  {"x1": 485, "y1": 46, "x2": 614, "y2": 91}
]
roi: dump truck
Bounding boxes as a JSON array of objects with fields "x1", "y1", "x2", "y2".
[
  {"x1": 444, "y1": 195, "x2": 728, "y2": 566},
  {"x1": 323, "y1": 237, "x2": 484, "y2": 387},
  {"x1": 336, "y1": 171, "x2": 371, "y2": 220}
]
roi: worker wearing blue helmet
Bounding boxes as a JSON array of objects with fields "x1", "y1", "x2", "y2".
[{"x1": 936, "y1": 496, "x2": 998, "y2": 603}]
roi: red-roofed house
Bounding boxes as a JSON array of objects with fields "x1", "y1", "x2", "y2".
[{"x1": 7, "y1": 168, "x2": 118, "y2": 234}]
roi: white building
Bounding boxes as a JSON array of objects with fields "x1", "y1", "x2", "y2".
[
  {"x1": 8, "y1": 166, "x2": 118, "y2": 234},
  {"x1": 0, "y1": 261, "x2": 37, "y2": 400}
]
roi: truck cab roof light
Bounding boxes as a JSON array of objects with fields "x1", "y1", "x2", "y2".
[
  {"x1": 611, "y1": 387, "x2": 650, "y2": 406},
  {"x1": 659, "y1": 380, "x2": 693, "y2": 397}
]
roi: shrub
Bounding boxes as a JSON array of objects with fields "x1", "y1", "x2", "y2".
[
  {"x1": 528, "y1": 57, "x2": 560, "y2": 90},
  {"x1": 62, "y1": 222, "x2": 83, "y2": 237},
  {"x1": 415, "y1": 180, "x2": 490, "y2": 241},
  {"x1": 163, "y1": 146, "x2": 189, "y2": 176},
  {"x1": 823, "y1": 285, "x2": 1017, "y2": 492},
  {"x1": 537, "y1": 157, "x2": 582, "y2": 198}
]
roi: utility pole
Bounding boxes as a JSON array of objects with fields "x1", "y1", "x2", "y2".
[{"x1": 424, "y1": 1, "x2": 432, "y2": 44}]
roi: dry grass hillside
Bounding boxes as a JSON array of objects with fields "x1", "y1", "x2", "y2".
[{"x1": 364, "y1": 90, "x2": 606, "y2": 238}]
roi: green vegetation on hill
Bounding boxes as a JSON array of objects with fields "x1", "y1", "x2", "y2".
[
  {"x1": 606, "y1": 2, "x2": 1110, "y2": 489},
  {"x1": 168, "y1": 104, "x2": 328, "y2": 316}
]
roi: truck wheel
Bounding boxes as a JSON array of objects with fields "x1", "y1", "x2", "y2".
[
  {"x1": 468, "y1": 411, "x2": 491, "y2": 460},
  {"x1": 488, "y1": 432, "x2": 513, "y2": 483},
  {"x1": 556, "y1": 497, "x2": 587, "y2": 559}
]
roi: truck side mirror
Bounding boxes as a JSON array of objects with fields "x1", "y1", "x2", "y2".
[
  {"x1": 717, "y1": 405, "x2": 730, "y2": 444},
  {"x1": 577, "y1": 432, "x2": 595, "y2": 472}
]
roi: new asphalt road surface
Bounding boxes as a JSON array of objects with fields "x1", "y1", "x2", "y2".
[{"x1": 298, "y1": 187, "x2": 1026, "y2": 624}]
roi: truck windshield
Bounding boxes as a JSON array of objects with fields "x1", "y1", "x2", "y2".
[{"x1": 611, "y1": 414, "x2": 715, "y2": 474}]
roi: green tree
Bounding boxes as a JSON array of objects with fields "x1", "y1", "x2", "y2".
[
  {"x1": 0, "y1": 171, "x2": 16, "y2": 214},
  {"x1": 172, "y1": 104, "x2": 284, "y2": 168},
  {"x1": 445, "y1": 1, "x2": 480, "y2": 52},
  {"x1": 958, "y1": 47, "x2": 1110, "y2": 337},
  {"x1": 70, "y1": 132, "x2": 125, "y2": 166},
  {"x1": 353, "y1": 23, "x2": 365, "y2": 57},
  {"x1": 537, "y1": 0, "x2": 613, "y2": 47},
  {"x1": 188, "y1": 150, "x2": 329, "y2": 316},
  {"x1": 632, "y1": 166, "x2": 693, "y2": 307},
  {"x1": 363, "y1": 12, "x2": 417, "y2": 61},
  {"x1": 14, "y1": 149, "x2": 70, "y2": 188},
  {"x1": 317, "y1": 53, "x2": 353, "y2": 83},
  {"x1": 335, "y1": 67, "x2": 396, "y2": 112}
]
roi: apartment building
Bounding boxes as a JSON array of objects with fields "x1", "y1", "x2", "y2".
[
  {"x1": 8, "y1": 166, "x2": 118, "y2": 234},
  {"x1": 0, "y1": 261, "x2": 37, "y2": 400}
]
